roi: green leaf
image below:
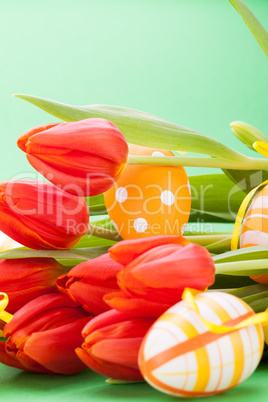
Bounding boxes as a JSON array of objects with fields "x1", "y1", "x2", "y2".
[
  {"x1": 215, "y1": 259, "x2": 268, "y2": 276},
  {"x1": 229, "y1": 0, "x2": 268, "y2": 58},
  {"x1": 228, "y1": 283, "x2": 268, "y2": 298},
  {"x1": 74, "y1": 234, "x2": 116, "y2": 248},
  {"x1": 0, "y1": 246, "x2": 109, "y2": 262},
  {"x1": 213, "y1": 245, "x2": 268, "y2": 264},
  {"x1": 14, "y1": 94, "x2": 246, "y2": 161},
  {"x1": 222, "y1": 169, "x2": 268, "y2": 193},
  {"x1": 210, "y1": 274, "x2": 255, "y2": 289},
  {"x1": 248, "y1": 298, "x2": 268, "y2": 313},
  {"x1": 205, "y1": 237, "x2": 232, "y2": 253},
  {"x1": 85, "y1": 194, "x2": 107, "y2": 216},
  {"x1": 189, "y1": 174, "x2": 244, "y2": 222}
]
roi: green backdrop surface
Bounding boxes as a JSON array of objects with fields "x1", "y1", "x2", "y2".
[
  {"x1": 1, "y1": 0, "x2": 268, "y2": 180},
  {"x1": 1, "y1": 361, "x2": 268, "y2": 402},
  {"x1": 1, "y1": 0, "x2": 268, "y2": 400}
]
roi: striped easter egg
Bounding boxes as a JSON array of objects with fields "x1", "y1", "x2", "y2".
[
  {"x1": 240, "y1": 185, "x2": 268, "y2": 283},
  {"x1": 138, "y1": 292, "x2": 264, "y2": 397}
]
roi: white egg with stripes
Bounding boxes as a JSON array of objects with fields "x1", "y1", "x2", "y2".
[
  {"x1": 138, "y1": 292, "x2": 264, "y2": 397},
  {"x1": 240, "y1": 185, "x2": 268, "y2": 283},
  {"x1": 240, "y1": 185, "x2": 268, "y2": 248}
]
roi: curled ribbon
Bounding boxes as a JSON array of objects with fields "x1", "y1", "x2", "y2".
[
  {"x1": 182, "y1": 288, "x2": 268, "y2": 334},
  {"x1": 0, "y1": 292, "x2": 13, "y2": 337},
  {"x1": 231, "y1": 141, "x2": 268, "y2": 251}
]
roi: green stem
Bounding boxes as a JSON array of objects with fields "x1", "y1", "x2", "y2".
[
  {"x1": 249, "y1": 298, "x2": 268, "y2": 313},
  {"x1": 205, "y1": 236, "x2": 232, "y2": 253},
  {"x1": 185, "y1": 234, "x2": 231, "y2": 247},
  {"x1": 88, "y1": 224, "x2": 122, "y2": 242},
  {"x1": 216, "y1": 259, "x2": 268, "y2": 275},
  {"x1": 128, "y1": 155, "x2": 268, "y2": 170},
  {"x1": 106, "y1": 378, "x2": 144, "y2": 384}
]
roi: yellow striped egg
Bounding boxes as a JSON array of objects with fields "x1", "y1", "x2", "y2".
[
  {"x1": 138, "y1": 292, "x2": 263, "y2": 397},
  {"x1": 240, "y1": 185, "x2": 268, "y2": 283}
]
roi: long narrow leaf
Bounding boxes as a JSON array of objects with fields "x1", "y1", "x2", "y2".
[
  {"x1": 0, "y1": 247, "x2": 109, "y2": 261},
  {"x1": 14, "y1": 94, "x2": 246, "y2": 160},
  {"x1": 213, "y1": 245, "x2": 268, "y2": 263},
  {"x1": 215, "y1": 259, "x2": 268, "y2": 276},
  {"x1": 223, "y1": 169, "x2": 268, "y2": 193},
  {"x1": 229, "y1": 0, "x2": 268, "y2": 58}
]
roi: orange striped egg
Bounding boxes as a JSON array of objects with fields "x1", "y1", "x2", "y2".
[
  {"x1": 139, "y1": 292, "x2": 263, "y2": 397},
  {"x1": 104, "y1": 145, "x2": 191, "y2": 239},
  {"x1": 240, "y1": 185, "x2": 268, "y2": 284}
]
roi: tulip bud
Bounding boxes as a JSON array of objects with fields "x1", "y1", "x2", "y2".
[
  {"x1": 0, "y1": 180, "x2": 89, "y2": 249},
  {"x1": 17, "y1": 119, "x2": 129, "y2": 197},
  {"x1": 76, "y1": 309, "x2": 155, "y2": 381},
  {"x1": 56, "y1": 253, "x2": 123, "y2": 315},
  {"x1": 105, "y1": 240, "x2": 215, "y2": 316},
  {"x1": 0, "y1": 258, "x2": 66, "y2": 313},
  {"x1": 109, "y1": 234, "x2": 189, "y2": 265},
  {"x1": 0, "y1": 294, "x2": 92, "y2": 374},
  {"x1": 230, "y1": 121, "x2": 268, "y2": 150}
]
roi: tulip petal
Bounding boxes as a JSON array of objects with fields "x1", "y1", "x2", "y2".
[
  {"x1": 4, "y1": 294, "x2": 82, "y2": 337},
  {"x1": 109, "y1": 235, "x2": 189, "y2": 265},
  {"x1": 0, "y1": 341, "x2": 50, "y2": 373},
  {"x1": 62, "y1": 280, "x2": 118, "y2": 315},
  {"x1": 104, "y1": 292, "x2": 168, "y2": 317},
  {"x1": 23, "y1": 317, "x2": 91, "y2": 374},
  {"x1": 56, "y1": 254, "x2": 122, "y2": 315},
  {"x1": 0, "y1": 258, "x2": 65, "y2": 313},
  {"x1": 90, "y1": 338, "x2": 142, "y2": 368},
  {"x1": 81, "y1": 309, "x2": 153, "y2": 337},
  {"x1": 76, "y1": 347, "x2": 143, "y2": 381},
  {"x1": 27, "y1": 154, "x2": 117, "y2": 197},
  {"x1": 26, "y1": 119, "x2": 128, "y2": 163},
  {"x1": 0, "y1": 180, "x2": 89, "y2": 249},
  {"x1": 122, "y1": 243, "x2": 215, "y2": 289},
  {"x1": 0, "y1": 207, "x2": 59, "y2": 250},
  {"x1": 64, "y1": 253, "x2": 122, "y2": 280},
  {"x1": 17, "y1": 123, "x2": 61, "y2": 153}
]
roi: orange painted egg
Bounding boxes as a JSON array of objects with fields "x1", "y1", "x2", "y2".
[
  {"x1": 104, "y1": 145, "x2": 191, "y2": 239},
  {"x1": 139, "y1": 292, "x2": 263, "y2": 398},
  {"x1": 240, "y1": 185, "x2": 268, "y2": 283}
]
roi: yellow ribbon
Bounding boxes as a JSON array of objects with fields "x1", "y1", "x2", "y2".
[
  {"x1": 0, "y1": 292, "x2": 13, "y2": 338},
  {"x1": 231, "y1": 141, "x2": 268, "y2": 251},
  {"x1": 182, "y1": 288, "x2": 268, "y2": 334}
]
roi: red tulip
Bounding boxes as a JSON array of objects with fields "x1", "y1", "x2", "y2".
[
  {"x1": 76, "y1": 309, "x2": 155, "y2": 381},
  {"x1": 0, "y1": 293, "x2": 92, "y2": 374},
  {"x1": 17, "y1": 119, "x2": 129, "y2": 197},
  {"x1": 109, "y1": 235, "x2": 190, "y2": 265},
  {"x1": 105, "y1": 242, "x2": 215, "y2": 316},
  {"x1": 0, "y1": 180, "x2": 89, "y2": 249},
  {"x1": 56, "y1": 253, "x2": 123, "y2": 315},
  {"x1": 0, "y1": 258, "x2": 66, "y2": 313}
]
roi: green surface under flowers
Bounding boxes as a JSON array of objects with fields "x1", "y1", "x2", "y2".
[{"x1": 0, "y1": 361, "x2": 268, "y2": 402}]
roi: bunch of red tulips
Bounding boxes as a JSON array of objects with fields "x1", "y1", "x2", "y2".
[{"x1": 0, "y1": 119, "x2": 215, "y2": 380}]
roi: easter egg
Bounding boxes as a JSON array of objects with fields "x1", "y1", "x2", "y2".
[
  {"x1": 240, "y1": 184, "x2": 268, "y2": 283},
  {"x1": 139, "y1": 292, "x2": 264, "y2": 397},
  {"x1": 104, "y1": 145, "x2": 191, "y2": 239}
]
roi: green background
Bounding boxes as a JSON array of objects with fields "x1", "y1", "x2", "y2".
[
  {"x1": 1, "y1": 0, "x2": 268, "y2": 180},
  {"x1": 1, "y1": 0, "x2": 268, "y2": 400}
]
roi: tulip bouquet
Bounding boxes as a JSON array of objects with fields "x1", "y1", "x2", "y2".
[{"x1": 1, "y1": 0, "x2": 268, "y2": 399}]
